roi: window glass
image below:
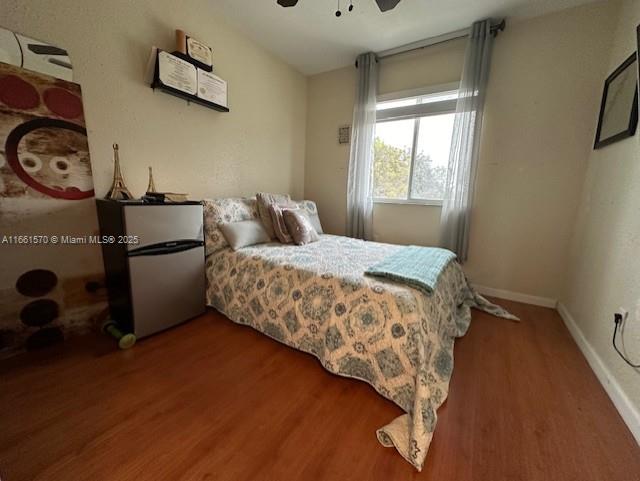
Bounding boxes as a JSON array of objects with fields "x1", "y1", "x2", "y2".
[
  {"x1": 420, "y1": 91, "x2": 458, "y2": 104},
  {"x1": 373, "y1": 89, "x2": 457, "y2": 203},
  {"x1": 373, "y1": 119, "x2": 414, "y2": 199},
  {"x1": 376, "y1": 98, "x2": 418, "y2": 111},
  {"x1": 410, "y1": 113, "x2": 455, "y2": 200}
]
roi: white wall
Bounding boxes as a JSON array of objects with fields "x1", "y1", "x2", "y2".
[
  {"x1": 305, "y1": 1, "x2": 619, "y2": 300},
  {"x1": 562, "y1": 0, "x2": 640, "y2": 440},
  {"x1": 0, "y1": 0, "x2": 307, "y2": 200},
  {"x1": 305, "y1": 38, "x2": 466, "y2": 243}
]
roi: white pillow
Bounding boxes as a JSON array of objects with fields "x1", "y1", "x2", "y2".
[{"x1": 219, "y1": 219, "x2": 271, "y2": 251}]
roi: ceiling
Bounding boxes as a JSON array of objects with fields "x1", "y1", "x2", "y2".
[{"x1": 211, "y1": 0, "x2": 598, "y2": 75}]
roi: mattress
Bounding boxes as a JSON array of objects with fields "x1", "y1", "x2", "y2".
[{"x1": 205, "y1": 234, "x2": 484, "y2": 470}]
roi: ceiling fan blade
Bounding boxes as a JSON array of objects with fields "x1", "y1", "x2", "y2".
[
  {"x1": 374, "y1": 0, "x2": 401, "y2": 12},
  {"x1": 277, "y1": 0, "x2": 299, "y2": 6}
]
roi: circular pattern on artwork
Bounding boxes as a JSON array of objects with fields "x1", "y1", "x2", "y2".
[
  {"x1": 43, "y1": 87, "x2": 83, "y2": 119},
  {"x1": 49, "y1": 156, "x2": 71, "y2": 175},
  {"x1": 5, "y1": 118, "x2": 94, "y2": 200},
  {"x1": 25, "y1": 327, "x2": 64, "y2": 350},
  {"x1": 20, "y1": 299, "x2": 60, "y2": 326},
  {"x1": 19, "y1": 152, "x2": 42, "y2": 173},
  {"x1": 0, "y1": 74, "x2": 40, "y2": 110},
  {"x1": 16, "y1": 269, "x2": 58, "y2": 297}
]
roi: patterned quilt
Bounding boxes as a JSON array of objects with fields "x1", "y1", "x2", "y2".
[{"x1": 204, "y1": 232, "x2": 510, "y2": 470}]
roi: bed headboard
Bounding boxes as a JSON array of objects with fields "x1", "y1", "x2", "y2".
[
  {"x1": 202, "y1": 197, "x2": 321, "y2": 255},
  {"x1": 202, "y1": 197, "x2": 259, "y2": 255}
]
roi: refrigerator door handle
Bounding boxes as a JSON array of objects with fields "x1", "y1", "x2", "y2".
[{"x1": 128, "y1": 239, "x2": 204, "y2": 257}]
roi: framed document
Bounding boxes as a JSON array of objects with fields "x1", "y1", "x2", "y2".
[
  {"x1": 593, "y1": 52, "x2": 638, "y2": 149},
  {"x1": 197, "y1": 69, "x2": 227, "y2": 107},
  {"x1": 157, "y1": 51, "x2": 197, "y2": 95},
  {"x1": 187, "y1": 36, "x2": 213, "y2": 68}
]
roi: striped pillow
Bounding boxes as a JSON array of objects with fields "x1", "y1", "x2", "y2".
[
  {"x1": 257, "y1": 192, "x2": 293, "y2": 239},
  {"x1": 268, "y1": 204, "x2": 294, "y2": 244}
]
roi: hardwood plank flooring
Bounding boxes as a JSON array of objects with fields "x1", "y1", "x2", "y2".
[{"x1": 1, "y1": 300, "x2": 639, "y2": 481}]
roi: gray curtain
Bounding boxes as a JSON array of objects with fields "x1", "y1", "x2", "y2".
[
  {"x1": 439, "y1": 19, "x2": 494, "y2": 262},
  {"x1": 346, "y1": 52, "x2": 377, "y2": 240}
]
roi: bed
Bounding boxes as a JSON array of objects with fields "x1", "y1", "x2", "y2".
[{"x1": 203, "y1": 197, "x2": 513, "y2": 470}]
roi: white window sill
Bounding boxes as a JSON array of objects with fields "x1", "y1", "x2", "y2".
[{"x1": 373, "y1": 198, "x2": 443, "y2": 207}]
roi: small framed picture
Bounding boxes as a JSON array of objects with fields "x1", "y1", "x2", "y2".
[
  {"x1": 187, "y1": 36, "x2": 213, "y2": 68},
  {"x1": 175, "y1": 29, "x2": 213, "y2": 72},
  {"x1": 338, "y1": 125, "x2": 350, "y2": 144},
  {"x1": 594, "y1": 52, "x2": 638, "y2": 149}
]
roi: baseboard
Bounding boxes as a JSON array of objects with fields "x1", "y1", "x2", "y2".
[
  {"x1": 557, "y1": 302, "x2": 640, "y2": 445},
  {"x1": 471, "y1": 284, "x2": 558, "y2": 308}
]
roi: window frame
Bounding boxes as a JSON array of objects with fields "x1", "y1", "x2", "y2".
[{"x1": 373, "y1": 82, "x2": 459, "y2": 206}]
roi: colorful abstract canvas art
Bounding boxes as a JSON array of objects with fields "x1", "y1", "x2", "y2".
[{"x1": 0, "y1": 28, "x2": 106, "y2": 357}]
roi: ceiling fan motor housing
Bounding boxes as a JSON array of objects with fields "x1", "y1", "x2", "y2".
[{"x1": 277, "y1": 0, "x2": 402, "y2": 12}]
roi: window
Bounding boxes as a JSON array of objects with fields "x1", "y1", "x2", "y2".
[{"x1": 373, "y1": 86, "x2": 457, "y2": 204}]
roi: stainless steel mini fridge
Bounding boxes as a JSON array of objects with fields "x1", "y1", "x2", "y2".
[{"x1": 96, "y1": 200, "x2": 205, "y2": 338}]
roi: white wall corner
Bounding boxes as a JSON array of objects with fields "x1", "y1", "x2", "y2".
[
  {"x1": 471, "y1": 284, "x2": 558, "y2": 308},
  {"x1": 557, "y1": 302, "x2": 640, "y2": 445}
]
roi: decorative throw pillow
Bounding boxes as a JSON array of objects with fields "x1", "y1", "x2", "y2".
[
  {"x1": 256, "y1": 192, "x2": 293, "y2": 239},
  {"x1": 202, "y1": 197, "x2": 259, "y2": 255},
  {"x1": 283, "y1": 209, "x2": 320, "y2": 245},
  {"x1": 268, "y1": 204, "x2": 294, "y2": 244},
  {"x1": 294, "y1": 200, "x2": 324, "y2": 234},
  {"x1": 219, "y1": 219, "x2": 271, "y2": 251}
]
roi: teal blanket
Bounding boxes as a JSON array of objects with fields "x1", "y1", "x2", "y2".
[{"x1": 365, "y1": 246, "x2": 457, "y2": 295}]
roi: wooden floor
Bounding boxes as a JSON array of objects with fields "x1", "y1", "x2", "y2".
[{"x1": 1, "y1": 301, "x2": 639, "y2": 481}]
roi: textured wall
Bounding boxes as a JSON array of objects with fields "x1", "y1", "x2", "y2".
[
  {"x1": 305, "y1": 39, "x2": 465, "y2": 242},
  {"x1": 305, "y1": 1, "x2": 619, "y2": 299},
  {"x1": 563, "y1": 0, "x2": 640, "y2": 435},
  {"x1": 0, "y1": 0, "x2": 307, "y2": 353},
  {"x1": 463, "y1": 2, "x2": 618, "y2": 298},
  {"x1": 0, "y1": 0, "x2": 307, "y2": 200}
]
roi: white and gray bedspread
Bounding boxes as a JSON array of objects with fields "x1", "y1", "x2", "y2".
[{"x1": 205, "y1": 234, "x2": 511, "y2": 470}]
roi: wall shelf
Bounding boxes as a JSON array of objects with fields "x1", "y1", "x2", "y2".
[
  {"x1": 150, "y1": 80, "x2": 230, "y2": 112},
  {"x1": 150, "y1": 50, "x2": 229, "y2": 113}
]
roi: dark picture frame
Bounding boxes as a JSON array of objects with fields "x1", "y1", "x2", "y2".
[
  {"x1": 594, "y1": 52, "x2": 638, "y2": 149},
  {"x1": 637, "y1": 24, "x2": 640, "y2": 123}
]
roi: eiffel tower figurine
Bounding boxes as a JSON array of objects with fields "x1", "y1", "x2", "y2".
[
  {"x1": 146, "y1": 166, "x2": 157, "y2": 194},
  {"x1": 105, "y1": 143, "x2": 133, "y2": 200}
]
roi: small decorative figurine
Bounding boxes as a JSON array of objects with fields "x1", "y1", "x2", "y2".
[
  {"x1": 105, "y1": 143, "x2": 133, "y2": 200},
  {"x1": 146, "y1": 166, "x2": 157, "y2": 193}
]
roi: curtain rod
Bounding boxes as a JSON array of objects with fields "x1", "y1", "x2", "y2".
[{"x1": 375, "y1": 18, "x2": 506, "y2": 61}]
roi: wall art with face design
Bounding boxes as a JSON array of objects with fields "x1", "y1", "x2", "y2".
[{"x1": 0, "y1": 28, "x2": 107, "y2": 358}]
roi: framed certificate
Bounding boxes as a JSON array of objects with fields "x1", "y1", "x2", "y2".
[
  {"x1": 186, "y1": 36, "x2": 213, "y2": 69},
  {"x1": 151, "y1": 49, "x2": 229, "y2": 113},
  {"x1": 157, "y1": 51, "x2": 197, "y2": 96},
  {"x1": 197, "y1": 69, "x2": 227, "y2": 107}
]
